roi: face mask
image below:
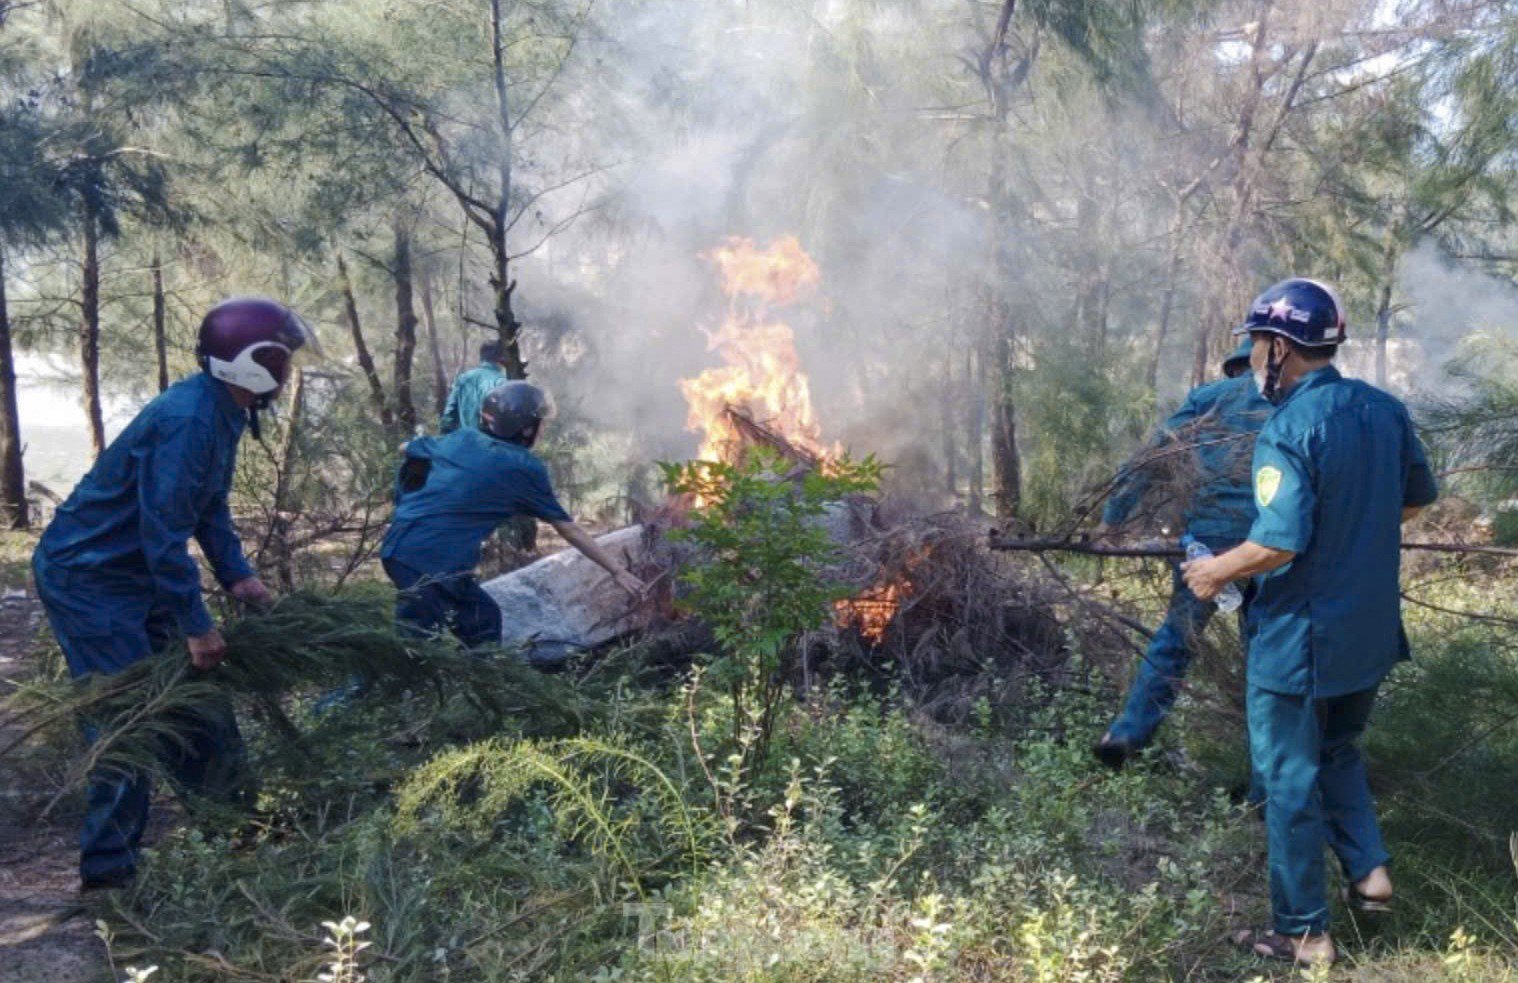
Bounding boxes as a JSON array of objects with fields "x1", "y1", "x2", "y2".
[{"x1": 1253, "y1": 367, "x2": 1269, "y2": 395}]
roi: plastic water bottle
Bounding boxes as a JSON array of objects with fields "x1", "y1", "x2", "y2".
[{"x1": 1181, "y1": 534, "x2": 1243, "y2": 613}]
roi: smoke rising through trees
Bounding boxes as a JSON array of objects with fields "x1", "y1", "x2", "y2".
[{"x1": 4, "y1": 0, "x2": 1518, "y2": 524}]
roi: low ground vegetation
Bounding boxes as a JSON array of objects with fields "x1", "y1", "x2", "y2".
[{"x1": 4, "y1": 493, "x2": 1517, "y2": 982}]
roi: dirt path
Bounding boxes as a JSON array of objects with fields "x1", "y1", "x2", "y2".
[{"x1": 0, "y1": 584, "x2": 108, "y2": 983}]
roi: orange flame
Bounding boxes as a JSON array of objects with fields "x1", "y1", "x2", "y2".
[
  {"x1": 680, "y1": 236, "x2": 828, "y2": 463},
  {"x1": 834, "y1": 549, "x2": 931, "y2": 645},
  {"x1": 682, "y1": 236, "x2": 912, "y2": 643},
  {"x1": 834, "y1": 577, "x2": 910, "y2": 644}
]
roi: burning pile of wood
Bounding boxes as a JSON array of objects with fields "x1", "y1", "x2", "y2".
[
  {"x1": 481, "y1": 467, "x2": 1136, "y2": 724},
  {"x1": 482, "y1": 233, "x2": 1139, "y2": 709}
]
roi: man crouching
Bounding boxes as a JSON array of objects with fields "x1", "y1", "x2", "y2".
[{"x1": 380, "y1": 380, "x2": 644, "y2": 648}]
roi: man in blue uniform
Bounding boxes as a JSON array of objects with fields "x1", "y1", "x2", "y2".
[
  {"x1": 1184, "y1": 278, "x2": 1437, "y2": 966},
  {"x1": 33, "y1": 297, "x2": 318, "y2": 890},
  {"x1": 1093, "y1": 340, "x2": 1270, "y2": 768},
  {"x1": 440, "y1": 340, "x2": 509, "y2": 434},
  {"x1": 382, "y1": 380, "x2": 644, "y2": 646}
]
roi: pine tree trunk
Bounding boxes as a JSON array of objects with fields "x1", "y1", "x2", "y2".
[
  {"x1": 1375, "y1": 288, "x2": 1393, "y2": 390},
  {"x1": 485, "y1": 0, "x2": 535, "y2": 559},
  {"x1": 419, "y1": 267, "x2": 448, "y2": 416},
  {"x1": 80, "y1": 203, "x2": 106, "y2": 457},
  {"x1": 1195, "y1": 2, "x2": 1275, "y2": 387},
  {"x1": 152, "y1": 245, "x2": 169, "y2": 392},
  {"x1": 983, "y1": 149, "x2": 1021, "y2": 516},
  {"x1": 487, "y1": 230, "x2": 526, "y2": 383},
  {"x1": 1190, "y1": 308, "x2": 1213, "y2": 387},
  {"x1": 1149, "y1": 202, "x2": 1187, "y2": 395},
  {"x1": 455, "y1": 214, "x2": 471, "y2": 377},
  {"x1": 489, "y1": 0, "x2": 528, "y2": 382},
  {"x1": 989, "y1": 329, "x2": 1020, "y2": 517},
  {"x1": 337, "y1": 252, "x2": 393, "y2": 428},
  {"x1": 966, "y1": 344, "x2": 984, "y2": 516},
  {"x1": 391, "y1": 222, "x2": 419, "y2": 432},
  {"x1": 976, "y1": 0, "x2": 1024, "y2": 518},
  {"x1": 0, "y1": 250, "x2": 28, "y2": 529},
  {"x1": 1374, "y1": 230, "x2": 1399, "y2": 389}
]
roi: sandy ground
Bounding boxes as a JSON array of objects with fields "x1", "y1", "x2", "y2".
[{"x1": 0, "y1": 585, "x2": 109, "y2": 983}]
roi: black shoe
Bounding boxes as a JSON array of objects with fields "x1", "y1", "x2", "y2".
[
  {"x1": 1092, "y1": 732, "x2": 1136, "y2": 771},
  {"x1": 80, "y1": 870, "x2": 135, "y2": 894}
]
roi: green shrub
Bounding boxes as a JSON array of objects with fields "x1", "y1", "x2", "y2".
[{"x1": 661, "y1": 449, "x2": 880, "y2": 779}]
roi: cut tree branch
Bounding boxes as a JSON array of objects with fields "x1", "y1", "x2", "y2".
[{"x1": 988, "y1": 534, "x2": 1518, "y2": 560}]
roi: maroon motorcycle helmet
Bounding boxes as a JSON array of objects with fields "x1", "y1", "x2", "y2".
[{"x1": 196, "y1": 297, "x2": 320, "y2": 401}]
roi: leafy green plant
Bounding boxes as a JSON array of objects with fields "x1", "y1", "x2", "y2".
[
  {"x1": 316, "y1": 916, "x2": 371, "y2": 983},
  {"x1": 661, "y1": 449, "x2": 880, "y2": 778}
]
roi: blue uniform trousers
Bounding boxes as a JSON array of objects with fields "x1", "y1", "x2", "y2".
[
  {"x1": 33, "y1": 558, "x2": 248, "y2": 883},
  {"x1": 383, "y1": 558, "x2": 502, "y2": 649},
  {"x1": 1248, "y1": 683, "x2": 1389, "y2": 936},
  {"x1": 1108, "y1": 538, "x2": 1252, "y2": 749}
]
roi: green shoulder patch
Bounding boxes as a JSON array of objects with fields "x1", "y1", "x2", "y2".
[{"x1": 1255, "y1": 465, "x2": 1283, "y2": 508}]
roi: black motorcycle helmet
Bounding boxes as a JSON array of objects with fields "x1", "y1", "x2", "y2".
[
  {"x1": 480, "y1": 381, "x2": 555, "y2": 446},
  {"x1": 1221, "y1": 339, "x2": 1254, "y2": 378}
]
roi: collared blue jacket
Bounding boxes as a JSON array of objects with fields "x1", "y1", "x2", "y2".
[
  {"x1": 1245, "y1": 366, "x2": 1438, "y2": 697},
  {"x1": 380, "y1": 428, "x2": 571, "y2": 577},
  {"x1": 440, "y1": 362, "x2": 507, "y2": 434},
  {"x1": 35, "y1": 373, "x2": 255, "y2": 638},
  {"x1": 1104, "y1": 374, "x2": 1272, "y2": 542}
]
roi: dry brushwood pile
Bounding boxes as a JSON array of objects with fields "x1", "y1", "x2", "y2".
[
  {"x1": 518, "y1": 492, "x2": 1144, "y2": 725},
  {"x1": 472, "y1": 404, "x2": 1139, "y2": 718},
  {"x1": 1057, "y1": 410, "x2": 1259, "y2": 541},
  {"x1": 805, "y1": 505, "x2": 1131, "y2": 725}
]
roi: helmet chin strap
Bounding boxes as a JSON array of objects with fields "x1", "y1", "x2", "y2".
[
  {"x1": 248, "y1": 391, "x2": 278, "y2": 441},
  {"x1": 1262, "y1": 339, "x2": 1286, "y2": 404}
]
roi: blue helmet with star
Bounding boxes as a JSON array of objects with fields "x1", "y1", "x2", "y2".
[{"x1": 1234, "y1": 278, "x2": 1346, "y2": 347}]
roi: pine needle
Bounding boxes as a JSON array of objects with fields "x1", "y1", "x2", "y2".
[{"x1": 3, "y1": 589, "x2": 600, "y2": 798}]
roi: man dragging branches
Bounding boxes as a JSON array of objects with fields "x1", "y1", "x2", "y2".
[
  {"x1": 32, "y1": 298, "x2": 317, "y2": 891},
  {"x1": 1093, "y1": 339, "x2": 1270, "y2": 768}
]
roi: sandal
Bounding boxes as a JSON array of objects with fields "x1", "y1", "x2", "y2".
[
  {"x1": 1229, "y1": 929, "x2": 1337, "y2": 966},
  {"x1": 1344, "y1": 884, "x2": 1393, "y2": 914}
]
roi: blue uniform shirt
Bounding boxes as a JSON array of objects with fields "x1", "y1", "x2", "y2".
[
  {"x1": 35, "y1": 373, "x2": 255, "y2": 638},
  {"x1": 1245, "y1": 366, "x2": 1438, "y2": 698},
  {"x1": 380, "y1": 428, "x2": 572, "y2": 576},
  {"x1": 1104, "y1": 375, "x2": 1272, "y2": 542},
  {"x1": 440, "y1": 362, "x2": 507, "y2": 434}
]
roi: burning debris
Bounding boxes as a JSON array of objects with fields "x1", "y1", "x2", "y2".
[
  {"x1": 480, "y1": 233, "x2": 1136, "y2": 712},
  {"x1": 834, "y1": 577, "x2": 910, "y2": 644},
  {"x1": 680, "y1": 236, "x2": 832, "y2": 465},
  {"x1": 808, "y1": 508, "x2": 1125, "y2": 725}
]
